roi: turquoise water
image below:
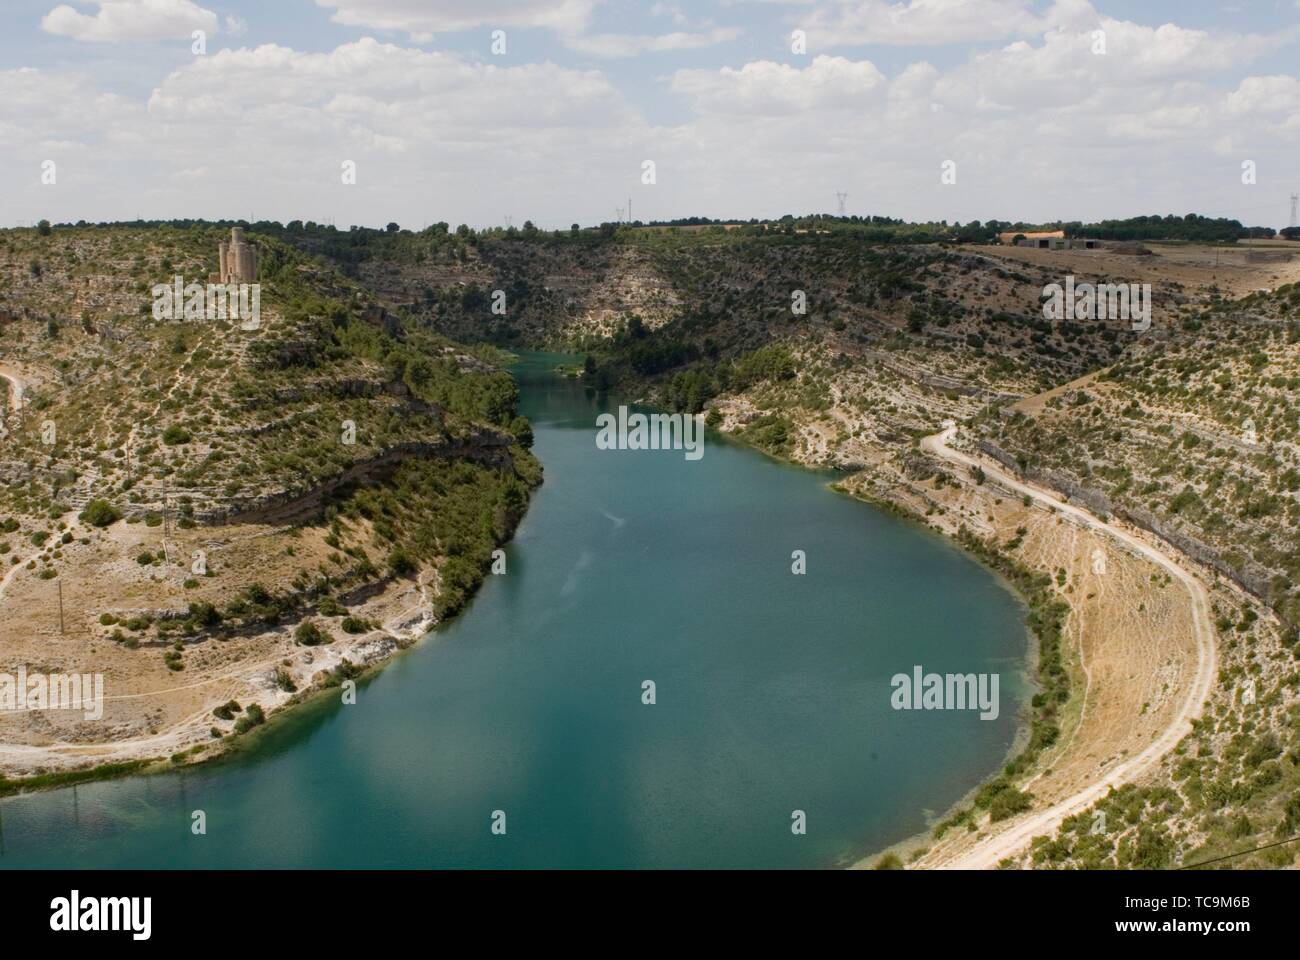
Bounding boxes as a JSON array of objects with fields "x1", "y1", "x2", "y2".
[{"x1": 0, "y1": 353, "x2": 1029, "y2": 868}]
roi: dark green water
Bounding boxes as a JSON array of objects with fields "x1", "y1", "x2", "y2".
[{"x1": 0, "y1": 353, "x2": 1029, "y2": 868}]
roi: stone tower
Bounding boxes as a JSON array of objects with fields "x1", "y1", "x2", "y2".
[{"x1": 217, "y1": 227, "x2": 258, "y2": 283}]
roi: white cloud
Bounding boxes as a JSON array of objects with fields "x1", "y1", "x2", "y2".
[
  {"x1": 804, "y1": 0, "x2": 1044, "y2": 46},
  {"x1": 650, "y1": 3, "x2": 690, "y2": 27},
  {"x1": 933, "y1": 15, "x2": 1294, "y2": 117},
  {"x1": 42, "y1": 0, "x2": 217, "y2": 43},
  {"x1": 657, "y1": 13, "x2": 1300, "y2": 225},
  {"x1": 672, "y1": 54, "x2": 885, "y2": 114},
  {"x1": 5, "y1": 7, "x2": 1299, "y2": 230},
  {"x1": 0, "y1": 38, "x2": 656, "y2": 226},
  {"x1": 566, "y1": 27, "x2": 742, "y2": 58},
  {"x1": 792, "y1": 0, "x2": 1294, "y2": 57},
  {"x1": 145, "y1": 39, "x2": 629, "y2": 134},
  {"x1": 316, "y1": 0, "x2": 736, "y2": 57},
  {"x1": 1225, "y1": 74, "x2": 1300, "y2": 114},
  {"x1": 313, "y1": 0, "x2": 598, "y2": 35},
  {"x1": 0, "y1": 66, "x2": 140, "y2": 145}
]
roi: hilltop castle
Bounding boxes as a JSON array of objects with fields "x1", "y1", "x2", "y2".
[{"x1": 211, "y1": 227, "x2": 258, "y2": 284}]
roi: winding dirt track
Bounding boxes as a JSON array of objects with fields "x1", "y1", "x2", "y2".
[
  {"x1": 919, "y1": 426, "x2": 1217, "y2": 869},
  {"x1": 0, "y1": 363, "x2": 26, "y2": 414}
]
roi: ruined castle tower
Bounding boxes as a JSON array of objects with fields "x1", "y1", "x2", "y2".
[{"x1": 216, "y1": 227, "x2": 258, "y2": 283}]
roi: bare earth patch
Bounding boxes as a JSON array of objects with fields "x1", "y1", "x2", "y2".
[{"x1": 0, "y1": 514, "x2": 432, "y2": 778}]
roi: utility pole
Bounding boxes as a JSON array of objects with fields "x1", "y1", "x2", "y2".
[
  {"x1": 162, "y1": 482, "x2": 172, "y2": 565},
  {"x1": 58, "y1": 579, "x2": 65, "y2": 634},
  {"x1": 836, "y1": 191, "x2": 849, "y2": 217},
  {"x1": 1290, "y1": 194, "x2": 1298, "y2": 229}
]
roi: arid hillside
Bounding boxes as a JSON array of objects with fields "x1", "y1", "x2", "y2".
[
  {"x1": 319, "y1": 223, "x2": 1300, "y2": 868},
  {"x1": 982, "y1": 283, "x2": 1300, "y2": 616},
  {"x1": 0, "y1": 224, "x2": 539, "y2": 780}
]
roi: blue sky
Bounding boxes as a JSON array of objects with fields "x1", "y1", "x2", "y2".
[{"x1": 1, "y1": 1, "x2": 1298, "y2": 229}]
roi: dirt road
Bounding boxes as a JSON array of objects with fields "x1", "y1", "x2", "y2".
[
  {"x1": 918, "y1": 425, "x2": 1217, "y2": 869},
  {"x1": 0, "y1": 362, "x2": 26, "y2": 415}
]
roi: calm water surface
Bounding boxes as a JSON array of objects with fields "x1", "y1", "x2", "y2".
[{"x1": 0, "y1": 353, "x2": 1029, "y2": 868}]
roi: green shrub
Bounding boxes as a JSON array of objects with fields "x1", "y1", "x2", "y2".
[
  {"x1": 294, "y1": 619, "x2": 327, "y2": 646},
  {"x1": 387, "y1": 547, "x2": 417, "y2": 577},
  {"x1": 187, "y1": 601, "x2": 221, "y2": 628},
  {"x1": 161, "y1": 424, "x2": 192, "y2": 446},
  {"x1": 233, "y1": 703, "x2": 265, "y2": 734},
  {"x1": 79, "y1": 500, "x2": 121, "y2": 528},
  {"x1": 989, "y1": 788, "x2": 1034, "y2": 822}
]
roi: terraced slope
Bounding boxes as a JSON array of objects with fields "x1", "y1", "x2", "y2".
[
  {"x1": 982, "y1": 284, "x2": 1300, "y2": 620},
  {"x1": 326, "y1": 224, "x2": 1300, "y2": 869},
  {"x1": 0, "y1": 224, "x2": 539, "y2": 778}
]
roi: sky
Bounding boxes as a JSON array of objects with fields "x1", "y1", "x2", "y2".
[{"x1": 0, "y1": 0, "x2": 1297, "y2": 230}]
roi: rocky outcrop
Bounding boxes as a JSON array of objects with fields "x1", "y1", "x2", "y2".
[
  {"x1": 1117, "y1": 505, "x2": 1272, "y2": 599},
  {"x1": 0, "y1": 461, "x2": 32, "y2": 485},
  {"x1": 865, "y1": 350, "x2": 1022, "y2": 403},
  {"x1": 216, "y1": 428, "x2": 517, "y2": 526},
  {"x1": 975, "y1": 439, "x2": 1272, "y2": 600}
]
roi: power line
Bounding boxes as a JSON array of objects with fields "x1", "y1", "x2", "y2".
[
  {"x1": 1178, "y1": 832, "x2": 1300, "y2": 869},
  {"x1": 836, "y1": 191, "x2": 848, "y2": 216}
]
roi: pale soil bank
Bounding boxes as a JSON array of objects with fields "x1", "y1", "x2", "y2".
[{"x1": 0, "y1": 512, "x2": 438, "y2": 778}]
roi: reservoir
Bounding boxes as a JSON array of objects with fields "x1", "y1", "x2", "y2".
[{"x1": 0, "y1": 353, "x2": 1029, "y2": 868}]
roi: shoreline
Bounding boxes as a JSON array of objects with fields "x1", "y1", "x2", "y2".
[
  {"x1": 898, "y1": 427, "x2": 1218, "y2": 868},
  {"x1": 1, "y1": 371, "x2": 1224, "y2": 871},
  {"x1": 685, "y1": 404, "x2": 1220, "y2": 870},
  {"x1": 831, "y1": 482, "x2": 1045, "y2": 869},
  {"x1": 0, "y1": 454, "x2": 540, "y2": 793},
  {"x1": 588, "y1": 391, "x2": 1061, "y2": 869},
  {"x1": 543, "y1": 374, "x2": 1072, "y2": 869},
  {"x1": 0, "y1": 622, "x2": 425, "y2": 800},
  {"x1": 0, "y1": 574, "x2": 437, "y2": 795},
  {"x1": 819, "y1": 458, "x2": 1061, "y2": 868},
  {"x1": 0, "y1": 370, "x2": 1046, "y2": 851}
]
